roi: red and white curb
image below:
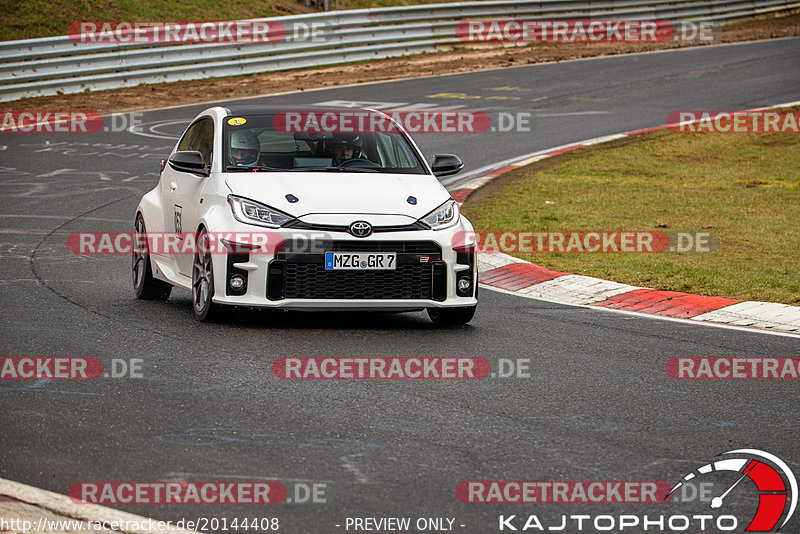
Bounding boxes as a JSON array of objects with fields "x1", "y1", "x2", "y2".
[
  {"x1": 474, "y1": 252, "x2": 799, "y2": 332},
  {"x1": 447, "y1": 101, "x2": 800, "y2": 334}
]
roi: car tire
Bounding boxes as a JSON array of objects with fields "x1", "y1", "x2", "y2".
[
  {"x1": 427, "y1": 305, "x2": 477, "y2": 325},
  {"x1": 427, "y1": 281, "x2": 477, "y2": 325},
  {"x1": 192, "y1": 228, "x2": 222, "y2": 322},
  {"x1": 132, "y1": 214, "x2": 172, "y2": 300}
]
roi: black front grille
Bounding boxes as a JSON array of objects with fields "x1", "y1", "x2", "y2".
[
  {"x1": 283, "y1": 263, "x2": 434, "y2": 300},
  {"x1": 268, "y1": 241, "x2": 445, "y2": 301}
]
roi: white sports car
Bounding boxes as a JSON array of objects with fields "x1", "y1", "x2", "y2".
[{"x1": 133, "y1": 105, "x2": 478, "y2": 324}]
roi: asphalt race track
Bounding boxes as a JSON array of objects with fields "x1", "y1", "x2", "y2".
[{"x1": 1, "y1": 39, "x2": 800, "y2": 532}]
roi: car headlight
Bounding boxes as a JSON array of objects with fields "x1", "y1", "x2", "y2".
[
  {"x1": 420, "y1": 199, "x2": 460, "y2": 230},
  {"x1": 228, "y1": 195, "x2": 295, "y2": 228}
]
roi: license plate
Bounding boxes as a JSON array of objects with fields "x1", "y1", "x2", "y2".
[{"x1": 325, "y1": 252, "x2": 396, "y2": 270}]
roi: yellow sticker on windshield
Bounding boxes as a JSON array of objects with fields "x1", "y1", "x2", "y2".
[{"x1": 227, "y1": 117, "x2": 247, "y2": 126}]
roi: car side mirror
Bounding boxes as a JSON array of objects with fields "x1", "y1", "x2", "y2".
[
  {"x1": 168, "y1": 151, "x2": 208, "y2": 176},
  {"x1": 431, "y1": 154, "x2": 464, "y2": 177}
]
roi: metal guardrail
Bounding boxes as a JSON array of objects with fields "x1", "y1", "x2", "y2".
[{"x1": 0, "y1": 0, "x2": 797, "y2": 102}]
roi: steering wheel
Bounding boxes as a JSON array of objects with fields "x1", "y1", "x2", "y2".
[{"x1": 338, "y1": 158, "x2": 381, "y2": 168}]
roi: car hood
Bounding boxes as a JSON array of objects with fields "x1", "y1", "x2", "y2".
[{"x1": 225, "y1": 172, "x2": 451, "y2": 219}]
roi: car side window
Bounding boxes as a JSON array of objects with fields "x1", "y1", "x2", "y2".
[
  {"x1": 194, "y1": 118, "x2": 214, "y2": 171},
  {"x1": 176, "y1": 117, "x2": 214, "y2": 171},
  {"x1": 177, "y1": 122, "x2": 197, "y2": 152}
]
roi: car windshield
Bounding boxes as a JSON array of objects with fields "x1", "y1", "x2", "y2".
[{"x1": 223, "y1": 112, "x2": 427, "y2": 174}]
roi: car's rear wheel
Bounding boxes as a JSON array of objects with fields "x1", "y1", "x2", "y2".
[
  {"x1": 192, "y1": 228, "x2": 222, "y2": 322},
  {"x1": 132, "y1": 214, "x2": 172, "y2": 300}
]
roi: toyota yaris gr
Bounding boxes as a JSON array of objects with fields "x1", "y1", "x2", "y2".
[{"x1": 133, "y1": 105, "x2": 478, "y2": 324}]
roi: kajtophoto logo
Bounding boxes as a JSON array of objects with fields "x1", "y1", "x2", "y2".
[
  {"x1": 476, "y1": 451, "x2": 796, "y2": 531},
  {"x1": 666, "y1": 449, "x2": 797, "y2": 532}
]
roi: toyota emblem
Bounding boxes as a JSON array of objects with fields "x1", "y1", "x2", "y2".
[{"x1": 349, "y1": 221, "x2": 372, "y2": 238}]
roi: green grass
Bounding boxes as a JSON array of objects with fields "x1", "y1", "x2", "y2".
[
  {"x1": 461, "y1": 130, "x2": 800, "y2": 305},
  {"x1": 0, "y1": 0, "x2": 497, "y2": 41},
  {"x1": 0, "y1": 0, "x2": 297, "y2": 41}
]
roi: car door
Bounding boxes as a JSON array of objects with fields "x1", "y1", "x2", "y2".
[{"x1": 161, "y1": 116, "x2": 215, "y2": 276}]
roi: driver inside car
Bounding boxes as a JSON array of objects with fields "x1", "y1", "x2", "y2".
[
  {"x1": 329, "y1": 134, "x2": 363, "y2": 166},
  {"x1": 229, "y1": 132, "x2": 260, "y2": 166}
]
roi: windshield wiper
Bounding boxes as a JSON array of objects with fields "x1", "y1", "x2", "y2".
[
  {"x1": 225, "y1": 166, "x2": 283, "y2": 172},
  {"x1": 286, "y1": 166, "x2": 378, "y2": 173}
]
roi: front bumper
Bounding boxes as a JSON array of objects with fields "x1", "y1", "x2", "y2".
[{"x1": 205, "y1": 223, "x2": 477, "y2": 310}]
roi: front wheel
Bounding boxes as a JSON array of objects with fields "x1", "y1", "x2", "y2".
[
  {"x1": 132, "y1": 214, "x2": 172, "y2": 300},
  {"x1": 192, "y1": 229, "x2": 222, "y2": 322},
  {"x1": 427, "y1": 304, "x2": 477, "y2": 325}
]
